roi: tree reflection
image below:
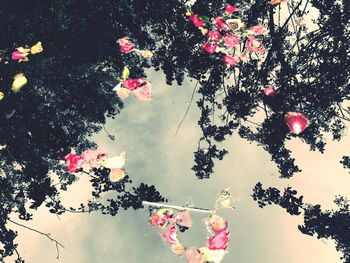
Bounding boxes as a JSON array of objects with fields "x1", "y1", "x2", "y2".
[
  {"x1": 0, "y1": 0, "x2": 349, "y2": 261},
  {"x1": 252, "y1": 183, "x2": 350, "y2": 262}
]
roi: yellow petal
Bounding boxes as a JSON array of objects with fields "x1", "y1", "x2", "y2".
[
  {"x1": 12, "y1": 74, "x2": 28, "y2": 93},
  {"x1": 17, "y1": 47, "x2": 30, "y2": 53},
  {"x1": 0, "y1": 92, "x2": 4, "y2": 100},
  {"x1": 109, "y1": 168, "x2": 126, "y2": 182},
  {"x1": 117, "y1": 88, "x2": 130, "y2": 99},
  {"x1": 30, "y1": 42, "x2": 43, "y2": 54}
]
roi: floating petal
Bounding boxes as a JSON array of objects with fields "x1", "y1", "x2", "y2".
[
  {"x1": 285, "y1": 112, "x2": 309, "y2": 135},
  {"x1": 12, "y1": 74, "x2": 28, "y2": 93}
]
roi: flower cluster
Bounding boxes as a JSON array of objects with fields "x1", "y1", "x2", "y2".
[
  {"x1": 148, "y1": 190, "x2": 235, "y2": 262},
  {"x1": 115, "y1": 39, "x2": 153, "y2": 102},
  {"x1": 117, "y1": 37, "x2": 153, "y2": 58},
  {"x1": 64, "y1": 150, "x2": 127, "y2": 182},
  {"x1": 0, "y1": 42, "x2": 43, "y2": 100},
  {"x1": 187, "y1": 3, "x2": 268, "y2": 67},
  {"x1": 12, "y1": 42, "x2": 43, "y2": 62}
]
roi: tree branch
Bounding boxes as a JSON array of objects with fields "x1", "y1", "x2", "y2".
[{"x1": 7, "y1": 219, "x2": 65, "y2": 260}]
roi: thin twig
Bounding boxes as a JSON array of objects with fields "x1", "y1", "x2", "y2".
[
  {"x1": 8, "y1": 219, "x2": 65, "y2": 260},
  {"x1": 142, "y1": 201, "x2": 212, "y2": 213},
  {"x1": 174, "y1": 81, "x2": 199, "y2": 137}
]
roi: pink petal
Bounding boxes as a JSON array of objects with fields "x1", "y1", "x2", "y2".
[
  {"x1": 263, "y1": 86, "x2": 279, "y2": 96},
  {"x1": 64, "y1": 152, "x2": 83, "y2": 173},
  {"x1": 117, "y1": 37, "x2": 135, "y2": 53},
  {"x1": 225, "y1": 4, "x2": 238, "y2": 13},
  {"x1": 208, "y1": 30, "x2": 221, "y2": 41},
  {"x1": 214, "y1": 17, "x2": 230, "y2": 31},
  {"x1": 189, "y1": 14, "x2": 205, "y2": 27},
  {"x1": 203, "y1": 42, "x2": 218, "y2": 54},
  {"x1": 185, "y1": 247, "x2": 203, "y2": 263},
  {"x1": 174, "y1": 210, "x2": 192, "y2": 228},
  {"x1": 207, "y1": 229, "x2": 229, "y2": 250},
  {"x1": 223, "y1": 33, "x2": 240, "y2": 48},
  {"x1": 132, "y1": 82, "x2": 152, "y2": 102},
  {"x1": 121, "y1": 78, "x2": 146, "y2": 91},
  {"x1": 160, "y1": 225, "x2": 178, "y2": 244},
  {"x1": 285, "y1": 112, "x2": 309, "y2": 135},
  {"x1": 12, "y1": 51, "x2": 27, "y2": 60},
  {"x1": 223, "y1": 55, "x2": 239, "y2": 67}
]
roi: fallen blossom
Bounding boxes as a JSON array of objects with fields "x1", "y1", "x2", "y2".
[
  {"x1": 225, "y1": 4, "x2": 238, "y2": 13},
  {"x1": 189, "y1": 14, "x2": 205, "y2": 27},
  {"x1": 185, "y1": 247, "x2": 203, "y2": 263},
  {"x1": 109, "y1": 168, "x2": 126, "y2": 182},
  {"x1": 117, "y1": 37, "x2": 135, "y2": 53},
  {"x1": 12, "y1": 73, "x2": 28, "y2": 93},
  {"x1": 199, "y1": 247, "x2": 226, "y2": 263},
  {"x1": 285, "y1": 112, "x2": 309, "y2": 135},
  {"x1": 210, "y1": 215, "x2": 228, "y2": 232},
  {"x1": 249, "y1": 25, "x2": 269, "y2": 35},
  {"x1": 160, "y1": 225, "x2": 178, "y2": 244},
  {"x1": 208, "y1": 30, "x2": 221, "y2": 41},
  {"x1": 223, "y1": 33, "x2": 240, "y2": 48},
  {"x1": 171, "y1": 243, "x2": 184, "y2": 256},
  {"x1": 203, "y1": 42, "x2": 218, "y2": 54},
  {"x1": 223, "y1": 55, "x2": 239, "y2": 67},
  {"x1": 207, "y1": 229, "x2": 229, "y2": 250},
  {"x1": 263, "y1": 85, "x2": 279, "y2": 96},
  {"x1": 65, "y1": 151, "x2": 83, "y2": 173},
  {"x1": 246, "y1": 35, "x2": 265, "y2": 54},
  {"x1": 226, "y1": 18, "x2": 243, "y2": 31},
  {"x1": 214, "y1": 17, "x2": 230, "y2": 31},
  {"x1": 174, "y1": 210, "x2": 192, "y2": 228},
  {"x1": 102, "y1": 151, "x2": 126, "y2": 169},
  {"x1": 30, "y1": 42, "x2": 43, "y2": 54},
  {"x1": 132, "y1": 81, "x2": 152, "y2": 102},
  {"x1": 121, "y1": 78, "x2": 146, "y2": 91},
  {"x1": 12, "y1": 47, "x2": 30, "y2": 62}
]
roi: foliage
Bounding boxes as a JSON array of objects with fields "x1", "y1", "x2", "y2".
[{"x1": 252, "y1": 183, "x2": 350, "y2": 262}]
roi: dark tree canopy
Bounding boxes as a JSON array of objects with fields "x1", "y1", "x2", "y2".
[{"x1": 0, "y1": 0, "x2": 349, "y2": 262}]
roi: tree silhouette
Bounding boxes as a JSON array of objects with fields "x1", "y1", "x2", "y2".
[
  {"x1": 0, "y1": 0, "x2": 349, "y2": 261},
  {"x1": 252, "y1": 183, "x2": 350, "y2": 263}
]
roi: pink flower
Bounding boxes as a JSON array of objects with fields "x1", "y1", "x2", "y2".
[
  {"x1": 174, "y1": 210, "x2": 192, "y2": 228},
  {"x1": 203, "y1": 42, "x2": 218, "y2": 54},
  {"x1": 160, "y1": 225, "x2": 178, "y2": 244},
  {"x1": 121, "y1": 78, "x2": 146, "y2": 91},
  {"x1": 225, "y1": 4, "x2": 238, "y2": 13},
  {"x1": 285, "y1": 112, "x2": 309, "y2": 135},
  {"x1": 223, "y1": 55, "x2": 239, "y2": 67},
  {"x1": 185, "y1": 247, "x2": 203, "y2": 263},
  {"x1": 64, "y1": 152, "x2": 83, "y2": 173},
  {"x1": 189, "y1": 14, "x2": 205, "y2": 27},
  {"x1": 263, "y1": 85, "x2": 279, "y2": 96},
  {"x1": 210, "y1": 215, "x2": 228, "y2": 232},
  {"x1": 214, "y1": 17, "x2": 230, "y2": 31},
  {"x1": 249, "y1": 25, "x2": 269, "y2": 35},
  {"x1": 207, "y1": 229, "x2": 229, "y2": 250},
  {"x1": 246, "y1": 35, "x2": 265, "y2": 54},
  {"x1": 223, "y1": 33, "x2": 240, "y2": 48},
  {"x1": 117, "y1": 37, "x2": 135, "y2": 53},
  {"x1": 208, "y1": 30, "x2": 221, "y2": 41}
]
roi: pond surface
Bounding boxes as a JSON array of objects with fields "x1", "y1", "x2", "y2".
[{"x1": 9, "y1": 70, "x2": 349, "y2": 263}]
